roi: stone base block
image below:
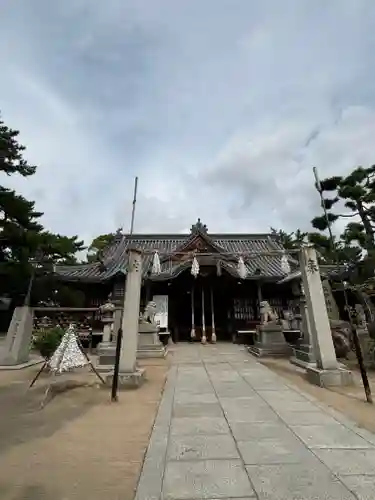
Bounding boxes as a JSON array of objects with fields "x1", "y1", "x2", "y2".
[
  {"x1": 105, "y1": 368, "x2": 146, "y2": 389},
  {"x1": 248, "y1": 344, "x2": 292, "y2": 357},
  {"x1": 290, "y1": 344, "x2": 315, "y2": 369},
  {"x1": 248, "y1": 325, "x2": 291, "y2": 358},
  {"x1": 0, "y1": 355, "x2": 44, "y2": 371},
  {"x1": 306, "y1": 364, "x2": 353, "y2": 388},
  {"x1": 137, "y1": 346, "x2": 167, "y2": 359}
]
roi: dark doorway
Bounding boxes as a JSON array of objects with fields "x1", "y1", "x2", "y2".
[{"x1": 168, "y1": 267, "x2": 235, "y2": 342}]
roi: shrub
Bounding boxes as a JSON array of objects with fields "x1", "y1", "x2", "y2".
[{"x1": 33, "y1": 326, "x2": 65, "y2": 359}]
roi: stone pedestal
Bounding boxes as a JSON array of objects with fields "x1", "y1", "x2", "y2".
[
  {"x1": 137, "y1": 322, "x2": 166, "y2": 359},
  {"x1": 248, "y1": 323, "x2": 291, "y2": 357},
  {"x1": 300, "y1": 246, "x2": 352, "y2": 387},
  {"x1": 0, "y1": 306, "x2": 40, "y2": 367}
]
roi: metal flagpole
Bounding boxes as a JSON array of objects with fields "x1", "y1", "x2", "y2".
[
  {"x1": 313, "y1": 167, "x2": 372, "y2": 404},
  {"x1": 129, "y1": 176, "x2": 138, "y2": 236},
  {"x1": 111, "y1": 176, "x2": 139, "y2": 402}
]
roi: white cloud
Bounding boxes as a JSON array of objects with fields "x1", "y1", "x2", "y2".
[{"x1": 1, "y1": 0, "x2": 375, "y2": 247}]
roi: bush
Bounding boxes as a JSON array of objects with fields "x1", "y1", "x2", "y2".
[{"x1": 33, "y1": 326, "x2": 65, "y2": 359}]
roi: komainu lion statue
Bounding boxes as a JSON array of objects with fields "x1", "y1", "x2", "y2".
[
  {"x1": 142, "y1": 301, "x2": 158, "y2": 324},
  {"x1": 260, "y1": 301, "x2": 278, "y2": 325}
]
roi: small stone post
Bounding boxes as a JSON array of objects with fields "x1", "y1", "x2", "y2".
[
  {"x1": 300, "y1": 246, "x2": 352, "y2": 386},
  {"x1": 0, "y1": 306, "x2": 36, "y2": 367},
  {"x1": 117, "y1": 247, "x2": 145, "y2": 386},
  {"x1": 99, "y1": 298, "x2": 115, "y2": 343}
]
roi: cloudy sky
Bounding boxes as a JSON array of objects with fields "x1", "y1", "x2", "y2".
[{"x1": 1, "y1": 1, "x2": 375, "y2": 246}]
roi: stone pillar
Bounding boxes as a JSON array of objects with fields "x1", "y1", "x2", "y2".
[
  {"x1": 201, "y1": 287, "x2": 207, "y2": 344},
  {"x1": 113, "y1": 307, "x2": 122, "y2": 338},
  {"x1": 190, "y1": 284, "x2": 196, "y2": 340},
  {"x1": 210, "y1": 287, "x2": 216, "y2": 343},
  {"x1": 0, "y1": 306, "x2": 38, "y2": 367},
  {"x1": 119, "y1": 248, "x2": 143, "y2": 371},
  {"x1": 104, "y1": 247, "x2": 145, "y2": 387},
  {"x1": 300, "y1": 246, "x2": 352, "y2": 387}
]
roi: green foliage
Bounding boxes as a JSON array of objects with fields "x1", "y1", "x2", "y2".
[
  {"x1": 311, "y1": 213, "x2": 338, "y2": 231},
  {"x1": 270, "y1": 228, "x2": 308, "y2": 249},
  {"x1": 87, "y1": 232, "x2": 116, "y2": 262},
  {"x1": 0, "y1": 118, "x2": 36, "y2": 176},
  {"x1": 311, "y1": 164, "x2": 375, "y2": 254},
  {"x1": 32, "y1": 326, "x2": 65, "y2": 358}
]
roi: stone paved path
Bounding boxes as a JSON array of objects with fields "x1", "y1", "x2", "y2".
[{"x1": 135, "y1": 343, "x2": 375, "y2": 500}]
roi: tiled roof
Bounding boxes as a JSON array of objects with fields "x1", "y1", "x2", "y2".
[
  {"x1": 55, "y1": 230, "x2": 297, "y2": 283},
  {"x1": 277, "y1": 263, "x2": 347, "y2": 284}
]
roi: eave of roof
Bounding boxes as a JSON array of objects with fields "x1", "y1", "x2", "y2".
[{"x1": 54, "y1": 231, "x2": 297, "y2": 283}]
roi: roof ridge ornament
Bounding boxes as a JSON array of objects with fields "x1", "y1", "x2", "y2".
[{"x1": 190, "y1": 218, "x2": 208, "y2": 234}]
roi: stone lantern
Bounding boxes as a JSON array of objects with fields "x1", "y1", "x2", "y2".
[{"x1": 99, "y1": 298, "x2": 115, "y2": 343}]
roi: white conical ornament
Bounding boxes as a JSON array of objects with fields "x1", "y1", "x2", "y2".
[
  {"x1": 48, "y1": 324, "x2": 89, "y2": 373},
  {"x1": 281, "y1": 253, "x2": 291, "y2": 275},
  {"x1": 237, "y1": 257, "x2": 247, "y2": 279},
  {"x1": 152, "y1": 250, "x2": 161, "y2": 274},
  {"x1": 191, "y1": 257, "x2": 200, "y2": 278}
]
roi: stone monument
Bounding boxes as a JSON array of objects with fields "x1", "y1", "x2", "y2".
[
  {"x1": 248, "y1": 301, "x2": 291, "y2": 357},
  {"x1": 137, "y1": 301, "x2": 166, "y2": 358},
  {"x1": 300, "y1": 246, "x2": 352, "y2": 387},
  {"x1": 0, "y1": 306, "x2": 41, "y2": 368}
]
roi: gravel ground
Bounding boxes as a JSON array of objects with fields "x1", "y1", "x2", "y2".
[{"x1": 0, "y1": 358, "x2": 169, "y2": 500}]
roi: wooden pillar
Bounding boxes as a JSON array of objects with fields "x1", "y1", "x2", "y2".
[
  {"x1": 210, "y1": 287, "x2": 216, "y2": 343},
  {"x1": 201, "y1": 286, "x2": 207, "y2": 344},
  {"x1": 257, "y1": 281, "x2": 263, "y2": 320},
  {"x1": 190, "y1": 284, "x2": 196, "y2": 340},
  {"x1": 145, "y1": 275, "x2": 151, "y2": 303}
]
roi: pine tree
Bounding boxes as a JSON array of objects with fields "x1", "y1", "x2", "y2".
[{"x1": 311, "y1": 166, "x2": 375, "y2": 253}]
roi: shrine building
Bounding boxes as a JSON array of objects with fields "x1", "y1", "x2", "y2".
[{"x1": 54, "y1": 219, "x2": 300, "y2": 342}]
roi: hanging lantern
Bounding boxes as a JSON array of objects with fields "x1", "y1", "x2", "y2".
[
  {"x1": 281, "y1": 253, "x2": 291, "y2": 275},
  {"x1": 237, "y1": 256, "x2": 247, "y2": 279},
  {"x1": 191, "y1": 256, "x2": 200, "y2": 278},
  {"x1": 152, "y1": 251, "x2": 161, "y2": 275}
]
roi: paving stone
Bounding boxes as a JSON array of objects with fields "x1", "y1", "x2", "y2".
[
  {"x1": 214, "y1": 383, "x2": 256, "y2": 398},
  {"x1": 276, "y1": 410, "x2": 340, "y2": 426},
  {"x1": 266, "y1": 399, "x2": 322, "y2": 412},
  {"x1": 167, "y1": 434, "x2": 239, "y2": 461},
  {"x1": 162, "y1": 459, "x2": 255, "y2": 500},
  {"x1": 224, "y1": 405, "x2": 279, "y2": 423},
  {"x1": 174, "y1": 392, "x2": 218, "y2": 405},
  {"x1": 313, "y1": 448, "x2": 375, "y2": 475},
  {"x1": 246, "y1": 463, "x2": 357, "y2": 500},
  {"x1": 219, "y1": 396, "x2": 268, "y2": 411},
  {"x1": 173, "y1": 402, "x2": 223, "y2": 417},
  {"x1": 339, "y1": 475, "x2": 375, "y2": 500},
  {"x1": 171, "y1": 416, "x2": 230, "y2": 436},
  {"x1": 237, "y1": 435, "x2": 313, "y2": 465},
  {"x1": 290, "y1": 423, "x2": 374, "y2": 449},
  {"x1": 229, "y1": 422, "x2": 295, "y2": 441},
  {"x1": 173, "y1": 384, "x2": 213, "y2": 394},
  {"x1": 257, "y1": 389, "x2": 310, "y2": 402}
]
